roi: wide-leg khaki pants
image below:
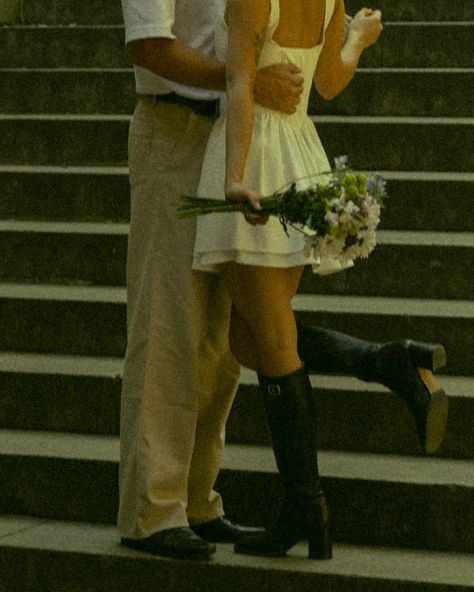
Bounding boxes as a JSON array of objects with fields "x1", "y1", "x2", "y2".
[{"x1": 117, "y1": 97, "x2": 241, "y2": 539}]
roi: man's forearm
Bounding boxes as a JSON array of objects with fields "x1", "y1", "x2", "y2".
[
  {"x1": 130, "y1": 37, "x2": 226, "y2": 91},
  {"x1": 131, "y1": 37, "x2": 303, "y2": 113}
]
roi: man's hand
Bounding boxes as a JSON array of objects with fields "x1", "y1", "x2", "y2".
[{"x1": 253, "y1": 63, "x2": 304, "y2": 114}]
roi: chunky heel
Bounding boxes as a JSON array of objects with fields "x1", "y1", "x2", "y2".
[
  {"x1": 407, "y1": 341, "x2": 446, "y2": 372},
  {"x1": 308, "y1": 527, "x2": 332, "y2": 560},
  {"x1": 418, "y1": 369, "x2": 449, "y2": 454}
]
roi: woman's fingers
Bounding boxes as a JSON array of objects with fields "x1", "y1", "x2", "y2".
[{"x1": 225, "y1": 182, "x2": 269, "y2": 224}]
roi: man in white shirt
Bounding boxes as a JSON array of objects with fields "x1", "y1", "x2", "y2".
[{"x1": 118, "y1": 0, "x2": 305, "y2": 560}]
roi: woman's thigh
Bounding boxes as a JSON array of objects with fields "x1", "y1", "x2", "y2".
[{"x1": 220, "y1": 263, "x2": 304, "y2": 374}]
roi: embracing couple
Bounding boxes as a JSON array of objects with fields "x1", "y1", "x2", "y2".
[{"x1": 117, "y1": 0, "x2": 448, "y2": 561}]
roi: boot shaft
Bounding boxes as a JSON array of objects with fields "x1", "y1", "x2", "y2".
[{"x1": 258, "y1": 366, "x2": 321, "y2": 496}]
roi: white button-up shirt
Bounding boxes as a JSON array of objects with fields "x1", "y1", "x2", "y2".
[{"x1": 121, "y1": 0, "x2": 224, "y2": 99}]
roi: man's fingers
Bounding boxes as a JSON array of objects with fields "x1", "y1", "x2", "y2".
[
  {"x1": 292, "y1": 75, "x2": 305, "y2": 89},
  {"x1": 285, "y1": 63, "x2": 303, "y2": 74}
]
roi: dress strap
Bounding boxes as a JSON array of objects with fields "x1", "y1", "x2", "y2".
[
  {"x1": 267, "y1": 0, "x2": 280, "y2": 40},
  {"x1": 324, "y1": 0, "x2": 336, "y2": 30}
]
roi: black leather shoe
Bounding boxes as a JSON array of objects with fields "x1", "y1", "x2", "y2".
[
  {"x1": 191, "y1": 517, "x2": 265, "y2": 543},
  {"x1": 121, "y1": 527, "x2": 216, "y2": 559}
]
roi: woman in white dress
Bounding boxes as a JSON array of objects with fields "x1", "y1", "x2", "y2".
[{"x1": 193, "y1": 0, "x2": 382, "y2": 559}]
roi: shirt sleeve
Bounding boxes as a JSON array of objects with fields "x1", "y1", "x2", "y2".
[{"x1": 121, "y1": 0, "x2": 177, "y2": 44}]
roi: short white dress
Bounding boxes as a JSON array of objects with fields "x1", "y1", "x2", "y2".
[{"x1": 193, "y1": 0, "x2": 352, "y2": 275}]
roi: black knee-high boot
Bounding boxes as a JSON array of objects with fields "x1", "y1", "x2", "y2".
[
  {"x1": 234, "y1": 365, "x2": 332, "y2": 560},
  {"x1": 297, "y1": 324, "x2": 449, "y2": 454}
]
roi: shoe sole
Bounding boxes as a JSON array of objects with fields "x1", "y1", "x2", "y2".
[
  {"x1": 431, "y1": 344, "x2": 447, "y2": 373},
  {"x1": 120, "y1": 538, "x2": 215, "y2": 560},
  {"x1": 424, "y1": 388, "x2": 449, "y2": 454}
]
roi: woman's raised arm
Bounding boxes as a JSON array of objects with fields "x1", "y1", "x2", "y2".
[{"x1": 315, "y1": 0, "x2": 382, "y2": 100}]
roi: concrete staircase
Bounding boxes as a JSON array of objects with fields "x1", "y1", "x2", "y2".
[{"x1": 0, "y1": 0, "x2": 473, "y2": 590}]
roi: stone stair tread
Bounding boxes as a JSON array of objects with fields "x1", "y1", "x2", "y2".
[
  {"x1": 0, "y1": 351, "x2": 123, "y2": 377},
  {"x1": 311, "y1": 115, "x2": 474, "y2": 125},
  {"x1": 0, "y1": 350, "x2": 471, "y2": 396},
  {"x1": 2, "y1": 164, "x2": 472, "y2": 183},
  {"x1": 0, "y1": 282, "x2": 125, "y2": 302},
  {"x1": 0, "y1": 220, "x2": 130, "y2": 234},
  {"x1": 0, "y1": 516, "x2": 473, "y2": 589},
  {"x1": 379, "y1": 170, "x2": 474, "y2": 183},
  {"x1": 2, "y1": 113, "x2": 474, "y2": 125},
  {"x1": 1, "y1": 221, "x2": 473, "y2": 249},
  {"x1": 0, "y1": 164, "x2": 128, "y2": 175},
  {"x1": 1, "y1": 430, "x2": 473, "y2": 487},
  {"x1": 5, "y1": 20, "x2": 474, "y2": 27},
  {"x1": 1, "y1": 282, "x2": 473, "y2": 315},
  {"x1": 2, "y1": 66, "x2": 474, "y2": 73},
  {"x1": 239, "y1": 368, "x2": 474, "y2": 399},
  {"x1": 3, "y1": 24, "x2": 125, "y2": 30},
  {"x1": 294, "y1": 294, "x2": 474, "y2": 318},
  {"x1": 0, "y1": 113, "x2": 130, "y2": 122}
]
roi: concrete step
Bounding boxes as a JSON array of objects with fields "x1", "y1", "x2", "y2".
[
  {"x1": 0, "y1": 352, "x2": 472, "y2": 459},
  {"x1": 1, "y1": 114, "x2": 473, "y2": 171},
  {"x1": 344, "y1": 0, "x2": 474, "y2": 22},
  {"x1": 233, "y1": 370, "x2": 474, "y2": 459},
  {"x1": 18, "y1": 0, "x2": 474, "y2": 25},
  {"x1": 0, "y1": 432, "x2": 473, "y2": 554},
  {"x1": 1, "y1": 517, "x2": 473, "y2": 592},
  {"x1": 0, "y1": 222, "x2": 472, "y2": 300},
  {"x1": 311, "y1": 69, "x2": 474, "y2": 118},
  {"x1": 0, "y1": 165, "x2": 130, "y2": 223},
  {"x1": 0, "y1": 23, "x2": 472, "y2": 69},
  {"x1": 315, "y1": 116, "x2": 474, "y2": 173},
  {"x1": 377, "y1": 171, "x2": 474, "y2": 233},
  {"x1": 22, "y1": 0, "x2": 124, "y2": 25},
  {"x1": 1, "y1": 167, "x2": 472, "y2": 232},
  {"x1": 2, "y1": 68, "x2": 473, "y2": 118},
  {"x1": 0, "y1": 284, "x2": 472, "y2": 375},
  {"x1": 0, "y1": 114, "x2": 130, "y2": 167},
  {"x1": 302, "y1": 231, "x2": 474, "y2": 301},
  {"x1": 0, "y1": 68, "x2": 136, "y2": 115},
  {"x1": 360, "y1": 23, "x2": 474, "y2": 69},
  {"x1": 0, "y1": 221, "x2": 129, "y2": 287},
  {"x1": 0, "y1": 25, "x2": 129, "y2": 69}
]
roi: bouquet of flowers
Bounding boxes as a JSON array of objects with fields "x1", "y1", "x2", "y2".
[{"x1": 178, "y1": 156, "x2": 387, "y2": 266}]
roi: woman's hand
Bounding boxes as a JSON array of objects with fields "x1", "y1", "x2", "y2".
[
  {"x1": 343, "y1": 13, "x2": 353, "y2": 43},
  {"x1": 225, "y1": 181, "x2": 268, "y2": 225},
  {"x1": 347, "y1": 8, "x2": 383, "y2": 49}
]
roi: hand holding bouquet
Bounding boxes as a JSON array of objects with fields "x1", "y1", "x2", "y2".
[{"x1": 178, "y1": 156, "x2": 387, "y2": 267}]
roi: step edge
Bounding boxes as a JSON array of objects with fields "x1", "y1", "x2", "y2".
[
  {"x1": 0, "y1": 431, "x2": 473, "y2": 487},
  {"x1": 0, "y1": 283, "x2": 472, "y2": 318},
  {"x1": 0, "y1": 352, "x2": 472, "y2": 398},
  {"x1": 0, "y1": 515, "x2": 473, "y2": 586},
  {"x1": 1, "y1": 222, "x2": 473, "y2": 247}
]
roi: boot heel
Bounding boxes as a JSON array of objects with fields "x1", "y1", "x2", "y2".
[
  {"x1": 307, "y1": 493, "x2": 333, "y2": 560},
  {"x1": 308, "y1": 528, "x2": 333, "y2": 560},
  {"x1": 418, "y1": 369, "x2": 449, "y2": 454},
  {"x1": 407, "y1": 341, "x2": 446, "y2": 372}
]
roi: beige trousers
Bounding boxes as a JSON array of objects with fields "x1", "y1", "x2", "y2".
[{"x1": 117, "y1": 97, "x2": 241, "y2": 539}]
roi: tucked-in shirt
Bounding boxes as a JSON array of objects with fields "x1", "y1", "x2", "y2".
[{"x1": 121, "y1": 0, "x2": 223, "y2": 99}]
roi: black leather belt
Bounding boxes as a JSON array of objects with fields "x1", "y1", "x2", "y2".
[{"x1": 153, "y1": 92, "x2": 218, "y2": 117}]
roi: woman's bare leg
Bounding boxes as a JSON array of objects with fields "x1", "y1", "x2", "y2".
[{"x1": 220, "y1": 263, "x2": 304, "y2": 377}]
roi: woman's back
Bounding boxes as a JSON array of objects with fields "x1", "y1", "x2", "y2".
[
  {"x1": 216, "y1": 0, "x2": 336, "y2": 120},
  {"x1": 272, "y1": 0, "x2": 329, "y2": 49}
]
